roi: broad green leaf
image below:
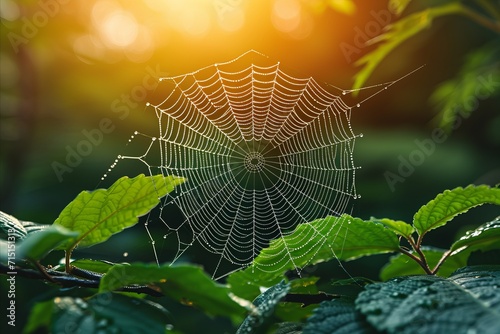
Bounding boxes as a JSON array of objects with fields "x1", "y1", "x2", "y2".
[
  {"x1": 99, "y1": 263, "x2": 245, "y2": 321},
  {"x1": 22, "y1": 300, "x2": 54, "y2": 334},
  {"x1": 388, "y1": 0, "x2": 412, "y2": 16},
  {"x1": 450, "y1": 216, "x2": 500, "y2": 256},
  {"x1": 49, "y1": 294, "x2": 173, "y2": 334},
  {"x1": 353, "y1": 3, "x2": 464, "y2": 91},
  {"x1": 430, "y1": 41, "x2": 500, "y2": 132},
  {"x1": 379, "y1": 247, "x2": 468, "y2": 281},
  {"x1": 16, "y1": 225, "x2": 79, "y2": 261},
  {"x1": 54, "y1": 174, "x2": 185, "y2": 251},
  {"x1": 356, "y1": 266, "x2": 500, "y2": 333},
  {"x1": 68, "y1": 259, "x2": 115, "y2": 274},
  {"x1": 236, "y1": 280, "x2": 290, "y2": 334},
  {"x1": 229, "y1": 215, "x2": 399, "y2": 300},
  {"x1": 372, "y1": 218, "x2": 414, "y2": 238},
  {"x1": 413, "y1": 185, "x2": 500, "y2": 237},
  {"x1": 303, "y1": 297, "x2": 377, "y2": 334}
]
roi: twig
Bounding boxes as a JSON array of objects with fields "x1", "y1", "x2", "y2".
[
  {"x1": 431, "y1": 249, "x2": 452, "y2": 275},
  {"x1": 0, "y1": 263, "x2": 163, "y2": 297}
]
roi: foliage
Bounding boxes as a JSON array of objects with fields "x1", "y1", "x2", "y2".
[
  {"x1": 1, "y1": 176, "x2": 499, "y2": 333},
  {"x1": 353, "y1": 0, "x2": 500, "y2": 130}
]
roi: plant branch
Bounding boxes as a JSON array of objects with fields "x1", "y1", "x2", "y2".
[
  {"x1": 0, "y1": 263, "x2": 163, "y2": 297},
  {"x1": 431, "y1": 249, "x2": 452, "y2": 275},
  {"x1": 398, "y1": 247, "x2": 433, "y2": 275}
]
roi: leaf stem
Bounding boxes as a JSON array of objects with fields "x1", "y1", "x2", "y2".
[
  {"x1": 32, "y1": 261, "x2": 56, "y2": 283},
  {"x1": 431, "y1": 250, "x2": 452, "y2": 275},
  {"x1": 65, "y1": 250, "x2": 72, "y2": 274},
  {"x1": 399, "y1": 235, "x2": 433, "y2": 275}
]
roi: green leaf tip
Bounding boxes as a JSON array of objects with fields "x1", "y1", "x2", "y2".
[
  {"x1": 413, "y1": 185, "x2": 500, "y2": 237},
  {"x1": 53, "y1": 174, "x2": 185, "y2": 251},
  {"x1": 372, "y1": 217, "x2": 414, "y2": 238}
]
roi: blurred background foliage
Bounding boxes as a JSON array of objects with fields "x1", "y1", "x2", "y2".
[{"x1": 1, "y1": 0, "x2": 499, "y2": 333}]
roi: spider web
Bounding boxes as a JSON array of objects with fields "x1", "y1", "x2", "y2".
[{"x1": 104, "y1": 50, "x2": 369, "y2": 279}]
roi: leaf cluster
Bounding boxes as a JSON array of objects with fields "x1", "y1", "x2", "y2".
[
  {"x1": 352, "y1": 0, "x2": 500, "y2": 130},
  {"x1": 0, "y1": 176, "x2": 499, "y2": 333}
]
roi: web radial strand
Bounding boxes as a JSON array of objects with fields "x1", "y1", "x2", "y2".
[{"x1": 115, "y1": 51, "x2": 360, "y2": 277}]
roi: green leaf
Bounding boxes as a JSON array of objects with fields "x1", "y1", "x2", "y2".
[
  {"x1": 68, "y1": 259, "x2": 115, "y2": 274},
  {"x1": 275, "y1": 277, "x2": 320, "y2": 322},
  {"x1": 0, "y1": 211, "x2": 27, "y2": 240},
  {"x1": 16, "y1": 225, "x2": 79, "y2": 261},
  {"x1": 23, "y1": 300, "x2": 54, "y2": 334},
  {"x1": 372, "y1": 218, "x2": 414, "y2": 238},
  {"x1": 379, "y1": 247, "x2": 468, "y2": 281},
  {"x1": 450, "y1": 216, "x2": 500, "y2": 256},
  {"x1": 0, "y1": 211, "x2": 48, "y2": 240},
  {"x1": 413, "y1": 185, "x2": 500, "y2": 237},
  {"x1": 430, "y1": 41, "x2": 500, "y2": 132},
  {"x1": 303, "y1": 297, "x2": 377, "y2": 334},
  {"x1": 353, "y1": 3, "x2": 464, "y2": 91},
  {"x1": 356, "y1": 266, "x2": 500, "y2": 333},
  {"x1": 99, "y1": 263, "x2": 245, "y2": 321},
  {"x1": 49, "y1": 294, "x2": 173, "y2": 334},
  {"x1": 236, "y1": 280, "x2": 291, "y2": 334},
  {"x1": 229, "y1": 215, "x2": 400, "y2": 299},
  {"x1": 388, "y1": 0, "x2": 412, "y2": 16},
  {"x1": 54, "y1": 174, "x2": 185, "y2": 251}
]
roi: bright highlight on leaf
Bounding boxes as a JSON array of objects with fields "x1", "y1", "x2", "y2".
[
  {"x1": 228, "y1": 215, "x2": 400, "y2": 298},
  {"x1": 413, "y1": 185, "x2": 500, "y2": 237},
  {"x1": 53, "y1": 174, "x2": 185, "y2": 252},
  {"x1": 450, "y1": 216, "x2": 500, "y2": 257}
]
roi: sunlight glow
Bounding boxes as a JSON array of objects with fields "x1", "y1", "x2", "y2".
[
  {"x1": 101, "y1": 10, "x2": 139, "y2": 47},
  {"x1": 272, "y1": 0, "x2": 314, "y2": 39},
  {"x1": 93, "y1": 2, "x2": 139, "y2": 48}
]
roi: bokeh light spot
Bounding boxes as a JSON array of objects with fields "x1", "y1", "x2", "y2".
[
  {"x1": 100, "y1": 10, "x2": 139, "y2": 47},
  {"x1": 272, "y1": 0, "x2": 302, "y2": 33}
]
